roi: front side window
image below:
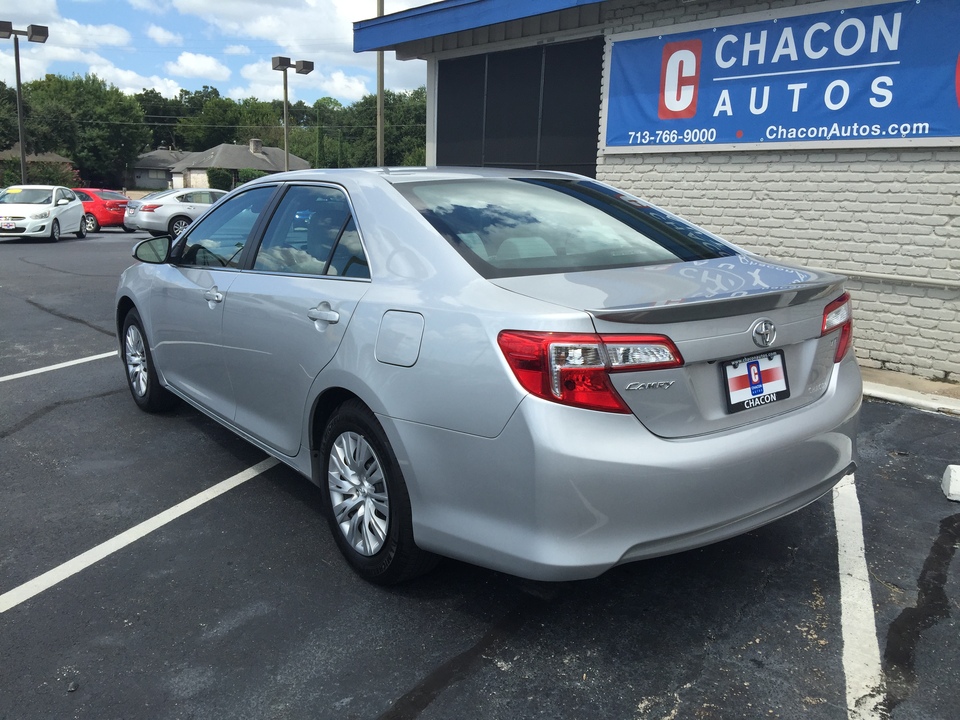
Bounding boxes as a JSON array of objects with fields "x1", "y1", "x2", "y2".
[
  {"x1": 253, "y1": 185, "x2": 367, "y2": 278},
  {"x1": 177, "y1": 186, "x2": 274, "y2": 268},
  {"x1": 395, "y1": 178, "x2": 736, "y2": 278},
  {"x1": 75, "y1": 191, "x2": 92, "y2": 202}
]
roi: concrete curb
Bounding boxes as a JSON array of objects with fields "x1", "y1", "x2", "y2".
[{"x1": 862, "y1": 382, "x2": 960, "y2": 417}]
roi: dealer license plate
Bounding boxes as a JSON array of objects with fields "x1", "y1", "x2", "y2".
[
  {"x1": 722, "y1": 351, "x2": 790, "y2": 413},
  {"x1": 1, "y1": 220, "x2": 14, "y2": 230}
]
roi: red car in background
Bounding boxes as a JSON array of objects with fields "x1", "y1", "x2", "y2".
[{"x1": 72, "y1": 188, "x2": 136, "y2": 233}]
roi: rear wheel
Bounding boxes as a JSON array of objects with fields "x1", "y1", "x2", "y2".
[
  {"x1": 169, "y1": 216, "x2": 191, "y2": 237},
  {"x1": 84, "y1": 213, "x2": 100, "y2": 233},
  {"x1": 122, "y1": 308, "x2": 176, "y2": 412},
  {"x1": 74, "y1": 218, "x2": 87, "y2": 239},
  {"x1": 122, "y1": 224, "x2": 135, "y2": 233},
  {"x1": 320, "y1": 400, "x2": 437, "y2": 584}
]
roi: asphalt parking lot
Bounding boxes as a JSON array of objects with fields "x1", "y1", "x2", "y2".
[{"x1": 1, "y1": 230, "x2": 958, "y2": 720}]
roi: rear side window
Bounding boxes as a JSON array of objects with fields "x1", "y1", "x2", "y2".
[
  {"x1": 395, "y1": 178, "x2": 736, "y2": 278},
  {"x1": 253, "y1": 185, "x2": 368, "y2": 279}
]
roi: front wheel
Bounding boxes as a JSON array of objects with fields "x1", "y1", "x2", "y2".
[
  {"x1": 84, "y1": 213, "x2": 100, "y2": 233},
  {"x1": 49, "y1": 219, "x2": 60, "y2": 243},
  {"x1": 122, "y1": 308, "x2": 177, "y2": 413},
  {"x1": 320, "y1": 400, "x2": 438, "y2": 584}
]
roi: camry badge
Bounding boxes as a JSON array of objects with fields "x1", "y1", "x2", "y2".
[{"x1": 751, "y1": 319, "x2": 777, "y2": 348}]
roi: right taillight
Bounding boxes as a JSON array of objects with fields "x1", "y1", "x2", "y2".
[
  {"x1": 822, "y1": 292, "x2": 853, "y2": 363},
  {"x1": 497, "y1": 330, "x2": 683, "y2": 413}
]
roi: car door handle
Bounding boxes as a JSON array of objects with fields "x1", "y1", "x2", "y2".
[
  {"x1": 203, "y1": 287, "x2": 224, "y2": 303},
  {"x1": 308, "y1": 303, "x2": 339, "y2": 324}
]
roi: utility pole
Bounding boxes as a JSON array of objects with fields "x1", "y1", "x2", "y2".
[{"x1": 376, "y1": 0, "x2": 385, "y2": 167}]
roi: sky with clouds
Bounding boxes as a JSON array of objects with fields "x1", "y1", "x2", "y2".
[{"x1": 0, "y1": 0, "x2": 433, "y2": 105}]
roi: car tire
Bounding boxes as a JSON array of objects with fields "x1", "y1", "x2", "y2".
[
  {"x1": 49, "y1": 219, "x2": 60, "y2": 243},
  {"x1": 122, "y1": 224, "x2": 135, "y2": 233},
  {"x1": 84, "y1": 213, "x2": 100, "y2": 233},
  {"x1": 320, "y1": 400, "x2": 438, "y2": 584},
  {"x1": 122, "y1": 308, "x2": 177, "y2": 413},
  {"x1": 75, "y1": 218, "x2": 87, "y2": 239},
  {"x1": 169, "y1": 216, "x2": 191, "y2": 237}
]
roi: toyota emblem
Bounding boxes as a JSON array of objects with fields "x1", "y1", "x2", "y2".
[{"x1": 751, "y1": 319, "x2": 777, "y2": 348}]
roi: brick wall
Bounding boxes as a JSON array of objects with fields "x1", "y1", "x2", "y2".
[{"x1": 595, "y1": 0, "x2": 960, "y2": 382}]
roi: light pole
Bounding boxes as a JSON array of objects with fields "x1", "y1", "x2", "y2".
[
  {"x1": 271, "y1": 56, "x2": 313, "y2": 172},
  {"x1": 0, "y1": 21, "x2": 49, "y2": 184}
]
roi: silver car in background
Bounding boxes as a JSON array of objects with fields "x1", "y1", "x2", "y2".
[
  {"x1": 124, "y1": 188, "x2": 227, "y2": 237},
  {"x1": 115, "y1": 168, "x2": 861, "y2": 584}
]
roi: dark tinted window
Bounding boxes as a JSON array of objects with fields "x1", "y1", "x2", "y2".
[
  {"x1": 326, "y1": 217, "x2": 369, "y2": 278},
  {"x1": 95, "y1": 191, "x2": 128, "y2": 201},
  {"x1": 253, "y1": 185, "x2": 352, "y2": 276},
  {"x1": 396, "y1": 178, "x2": 736, "y2": 278}
]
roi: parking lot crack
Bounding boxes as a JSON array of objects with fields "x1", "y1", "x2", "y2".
[
  {"x1": 376, "y1": 598, "x2": 535, "y2": 720},
  {"x1": 881, "y1": 513, "x2": 960, "y2": 713},
  {"x1": 0, "y1": 389, "x2": 124, "y2": 439},
  {"x1": 22, "y1": 298, "x2": 114, "y2": 337}
]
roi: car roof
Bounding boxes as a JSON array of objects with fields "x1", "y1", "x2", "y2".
[{"x1": 245, "y1": 166, "x2": 582, "y2": 188}]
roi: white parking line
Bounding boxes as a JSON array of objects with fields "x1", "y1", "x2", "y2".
[
  {"x1": 0, "y1": 458, "x2": 279, "y2": 614},
  {"x1": 0, "y1": 350, "x2": 118, "y2": 383},
  {"x1": 833, "y1": 474, "x2": 885, "y2": 719}
]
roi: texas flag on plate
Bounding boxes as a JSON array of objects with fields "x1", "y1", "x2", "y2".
[{"x1": 723, "y1": 352, "x2": 790, "y2": 413}]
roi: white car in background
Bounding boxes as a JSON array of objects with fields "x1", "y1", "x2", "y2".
[{"x1": 0, "y1": 185, "x2": 86, "y2": 242}]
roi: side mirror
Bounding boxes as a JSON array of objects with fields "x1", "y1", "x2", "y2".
[
  {"x1": 57, "y1": 198, "x2": 70, "y2": 206},
  {"x1": 133, "y1": 235, "x2": 172, "y2": 264}
]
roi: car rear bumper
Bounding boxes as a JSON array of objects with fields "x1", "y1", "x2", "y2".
[{"x1": 385, "y1": 354, "x2": 862, "y2": 581}]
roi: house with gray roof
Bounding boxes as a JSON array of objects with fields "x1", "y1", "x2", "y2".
[
  {"x1": 129, "y1": 148, "x2": 190, "y2": 191},
  {"x1": 129, "y1": 140, "x2": 309, "y2": 191},
  {"x1": 170, "y1": 139, "x2": 309, "y2": 189}
]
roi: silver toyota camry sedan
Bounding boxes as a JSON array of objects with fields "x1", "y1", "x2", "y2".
[{"x1": 115, "y1": 168, "x2": 861, "y2": 584}]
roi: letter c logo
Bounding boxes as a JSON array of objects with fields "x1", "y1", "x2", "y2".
[{"x1": 659, "y1": 40, "x2": 702, "y2": 120}]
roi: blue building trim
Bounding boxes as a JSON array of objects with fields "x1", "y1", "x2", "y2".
[{"x1": 353, "y1": 0, "x2": 603, "y2": 52}]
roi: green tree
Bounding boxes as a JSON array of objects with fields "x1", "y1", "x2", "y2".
[
  {"x1": 236, "y1": 97, "x2": 282, "y2": 148},
  {"x1": 0, "y1": 81, "x2": 19, "y2": 151},
  {"x1": 24, "y1": 74, "x2": 150, "y2": 187},
  {"x1": 135, "y1": 88, "x2": 184, "y2": 149},
  {"x1": 176, "y1": 96, "x2": 241, "y2": 151}
]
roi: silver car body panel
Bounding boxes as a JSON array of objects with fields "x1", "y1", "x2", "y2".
[{"x1": 116, "y1": 167, "x2": 861, "y2": 581}]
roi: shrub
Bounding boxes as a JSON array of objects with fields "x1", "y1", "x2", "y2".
[
  {"x1": 237, "y1": 168, "x2": 268, "y2": 185},
  {"x1": 206, "y1": 167, "x2": 233, "y2": 190}
]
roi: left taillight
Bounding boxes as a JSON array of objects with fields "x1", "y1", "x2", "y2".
[
  {"x1": 822, "y1": 292, "x2": 853, "y2": 363},
  {"x1": 497, "y1": 331, "x2": 684, "y2": 413}
]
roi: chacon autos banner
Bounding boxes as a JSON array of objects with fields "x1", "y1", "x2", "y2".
[{"x1": 602, "y1": 0, "x2": 960, "y2": 152}]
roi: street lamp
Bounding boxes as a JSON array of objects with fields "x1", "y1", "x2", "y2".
[
  {"x1": 271, "y1": 56, "x2": 313, "y2": 172},
  {"x1": 0, "y1": 21, "x2": 49, "y2": 184}
]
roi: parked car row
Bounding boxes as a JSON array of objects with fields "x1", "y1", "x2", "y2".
[{"x1": 0, "y1": 185, "x2": 227, "y2": 241}]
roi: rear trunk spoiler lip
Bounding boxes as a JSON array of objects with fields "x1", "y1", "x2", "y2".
[{"x1": 589, "y1": 280, "x2": 847, "y2": 324}]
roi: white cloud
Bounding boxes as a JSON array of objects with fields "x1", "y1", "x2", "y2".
[
  {"x1": 164, "y1": 52, "x2": 231, "y2": 81},
  {"x1": 89, "y1": 62, "x2": 184, "y2": 97},
  {"x1": 128, "y1": 0, "x2": 171, "y2": 12},
  {"x1": 147, "y1": 25, "x2": 183, "y2": 46},
  {"x1": 224, "y1": 45, "x2": 250, "y2": 55}
]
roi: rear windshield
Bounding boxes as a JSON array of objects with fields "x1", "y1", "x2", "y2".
[
  {"x1": 95, "y1": 191, "x2": 128, "y2": 201},
  {"x1": 395, "y1": 178, "x2": 736, "y2": 278}
]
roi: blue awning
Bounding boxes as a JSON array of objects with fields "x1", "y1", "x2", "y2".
[{"x1": 354, "y1": 0, "x2": 604, "y2": 52}]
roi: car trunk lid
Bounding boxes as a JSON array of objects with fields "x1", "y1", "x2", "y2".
[{"x1": 491, "y1": 255, "x2": 849, "y2": 438}]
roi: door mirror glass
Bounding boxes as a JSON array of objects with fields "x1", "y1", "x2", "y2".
[{"x1": 133, "y1": 236, "x2": 172, "y2": 264}]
